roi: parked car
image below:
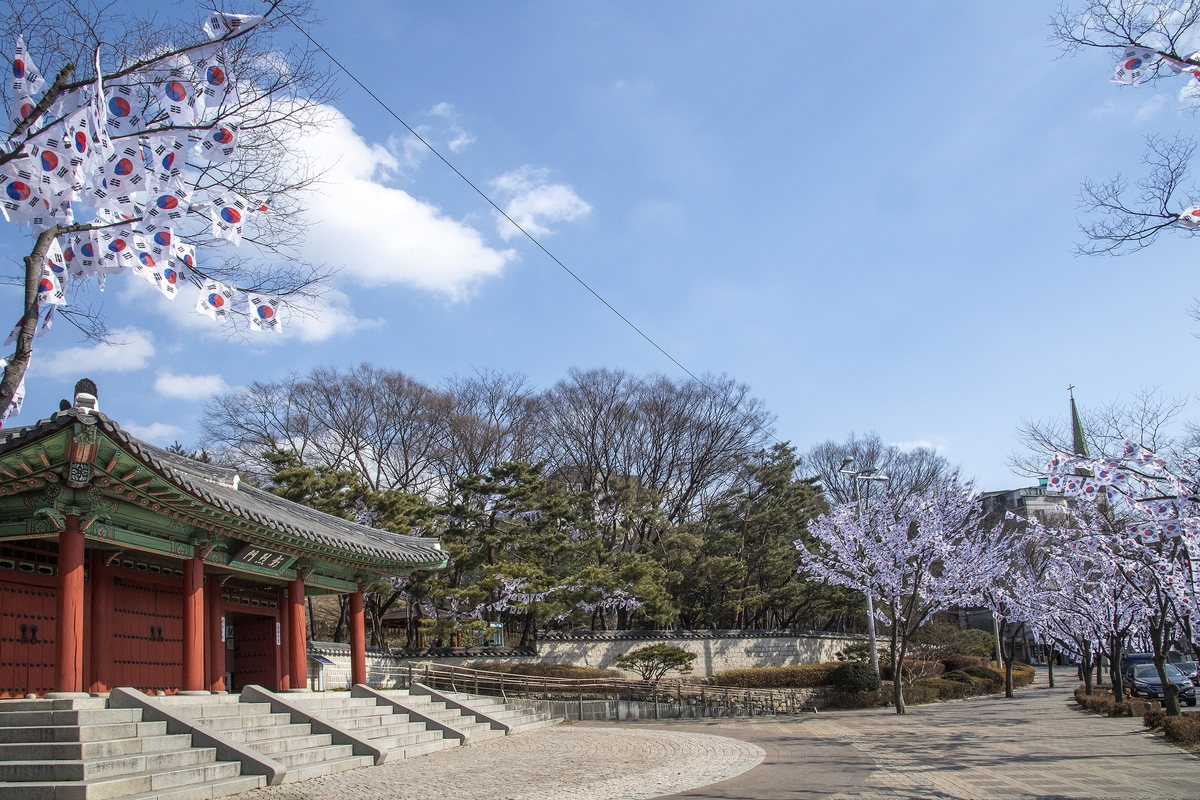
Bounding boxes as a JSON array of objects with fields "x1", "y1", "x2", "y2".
[
  {"x1": 1177, "y1": 661, "x2": 1200, "y2": 684},
  {"x1": 1120, "y1": 653, "x2": 1156, "y2": 683},
  {"x1": 1128, "y1": 663, "x2": 1198, "y2": 706}
]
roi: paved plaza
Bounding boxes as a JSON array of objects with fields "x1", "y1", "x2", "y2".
[
  {"x1": 238, "y1": 726, "x2": 765, "y2": 800},
  {"x1": 235, "y1": 669, "x2": 1200, "y2": 800}
]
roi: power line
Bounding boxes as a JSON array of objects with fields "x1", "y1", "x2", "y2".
[{"x1": 282, "y1": 14, "x2": 789, "y2": 449}]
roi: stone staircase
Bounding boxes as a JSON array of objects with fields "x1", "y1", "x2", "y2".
[
  {"x1": 285, "y1": 693, "x2": 456, "y2": 760},
  {"x1": 400, "y1": 686, "x2": 560, "y2": 735},
  {"x1": 372, "y1": 690, "x2": 505, "y2": 743},
  {"x1": 159, "y1": 693, "x2": 372, "y2": 784},
  {"x1": 0, "y1": 696, "x2": 262, "y2": 800}
]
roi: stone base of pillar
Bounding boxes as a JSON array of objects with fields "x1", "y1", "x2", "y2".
[
  {"x1": 177, "y1": 690, "x2": 212, "y2": 696},
  {"x1": 45, "y1": 692, "x2": 92, "y2": 699},
  {"x1": 281, "y1": 688, "x2": 313, "y2": 693}
]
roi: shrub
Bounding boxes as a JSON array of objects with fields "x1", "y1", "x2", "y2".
[
  {"x1": 468, "y1": 662, "x2": 619, "y2": 680},
  {"x1": 831, "y1": 662, "x2": 881, "y2": 693},
  {"x1": 615, "y1": 644, "x2": 697, "y2": 681},
  {"x1": 711, "y1": 663, "x2": 838, "y2": 689},
  {"x1": 1012, "y1": 663, "x2": 1036, "y2": 688},
  {"x1": 879, "y1": 660, "x2": 944, "y2": 682},
  {"x1": 911, "y1": 677, "x2": 975, "y2": 702},
  {"x1": 1162, "y1": 713, "x2": 1200, "y2": 745},
  {"x1": 942, "y1": 669, "x2": 974, "y2": 685},
  {"x1": 1144, "y1": 709, "x2": 1167, "y2": 730},
  {"x1": 942, "y1": 654, "x2": 984, "y2": 672},
  {"x1": 1073, "y1": 684, "x2": 1136, "y2": 716}
]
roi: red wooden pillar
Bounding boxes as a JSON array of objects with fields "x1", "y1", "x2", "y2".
[
  {"x1": 88, "y1": 551, "x2": 112, "y2": 693},
  {"x1": 288, "y1": 577, "x2": 307, "y2": 690},
  {"x1": 52, "y1": 516, "x2": 86, "y2": 696},
  {"x1": 350, "y1": 591, "x2": 366, "y2": 687},
  {"x1": 206, "y1": 575, "x2": 225, "y2": 692},
  {"x1": 278, "y1": 586, "x2": 290, "y2": 690},
  {"x1": 182, "y1": 555, "x2": 205, "y2": 692}
]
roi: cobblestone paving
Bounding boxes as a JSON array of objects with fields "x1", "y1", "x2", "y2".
[{"x1": 239, "y1": 725, "x2": 765, "y2": 800}]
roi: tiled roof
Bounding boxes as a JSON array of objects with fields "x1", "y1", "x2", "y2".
[{"x1": 0, "y1": 409, "x2": 445, "y2": 568}]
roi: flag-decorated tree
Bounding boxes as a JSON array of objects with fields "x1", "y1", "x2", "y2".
[
  {"x1": 0, "y1": 0, "x2": 336, "y2": 421},
  {"x1": 1052, "y1": 1, "x2": 1200, "y2": 256},
  {"x1": 1044, "y1": 442, "x2": 1200, "y2": 714},
  {"x1": 797, "y1": 477, "x2": 996, "y2": 714}
]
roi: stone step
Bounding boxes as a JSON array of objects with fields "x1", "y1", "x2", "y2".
[
  {"x1": 156, "y1": 694, "x2": 242, "y2": 707},
  {"x1": 111, "y1": 773, "x2": 265, "y2": 800},
  {"x1": 0, "y1": 708, "x2": 142, "y2": 728},
  {"x1": 284, "y1": 696, "x2": 378, "y2": 711},
  {"x1": 387, "y1": 737, "x2": 458, "y2": 760},
  {"x1": 0, "y1": 747, "x2": 216, "y2": 782},
  {"x1": 0, "y1": 733, "x2": 192, "y2": 761},
  {"x1": 336, "y1": 717, "x2": 421, "y2": 736},
  {"x1": 0, "y1": 698, "x2": 108, "y2": 713},
  {"x1": 0, "y1": 721, "x2": 169, "y2": 744},
  {"x1": 159, "y1": 702, "x2": 272, "y2": 720},
  {"x1": 243, "y1": 732, "x2": 333, "y2": 756},
  {"x1": 269, "y1": 743, "x2": 355, "y2": 768},
  {"x1": 214, "y1": 723, "x2": 313, "y2": 743},
  {"x1": 278, "y1": 754, "x2": 372, "y2": 784},
  {"x1": 0, "y1": 760, "x2": 243, "y2": 800},
  {"x1": 190, "y1": 712, "x2": 292, "y2": 731},
  {"x1": 367, "y1": 729, "x2": 443, "y2": 751}
]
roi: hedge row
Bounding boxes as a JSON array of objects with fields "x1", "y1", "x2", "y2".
[
  {"x1": 710, "y1": 663, "x2": 839, "y2": 688},
  {"x1": 1074, "y1": 685, "x2": 1137, "y2": 717},
  {"x1": 468, "y1": 662, "x2": 619, "y2": 679}
]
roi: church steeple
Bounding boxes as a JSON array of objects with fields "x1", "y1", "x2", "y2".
[{"x1": 1069, "y1": 385, "x2": 1089, "y2": 458}]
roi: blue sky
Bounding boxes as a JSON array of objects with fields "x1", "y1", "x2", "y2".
[{"x1": 4, "y1": 1, "x2": 1200, "y2": 490}]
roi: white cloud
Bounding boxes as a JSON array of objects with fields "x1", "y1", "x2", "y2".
[
  {"x1": 284, "y1": 288, "x2": 383, "y2": 342},
  {"x1": 298, "y1": 106, "x2": 511, "y2": 299},
  {"x1": 154, "y1": 371, "x2": 230, "y2": 400},
  {"x1": 430, "y1": 102, "x2": 454, "y2": 118},
  {"x1": 489, "y1": 167, "x2": 592, "y2": 241},
  {"x1": 447, "y1": 127, "x2": 476, "y2": 152},
  {"x1": 33, "y1": 327, "x2": 155, "y2": 378},
  {"x1": 1136, "y1": 94, "x2": 1168, "y2": 120},
  {"x1": 124, "y1": 421, "x2": 187, "y2": 444}
]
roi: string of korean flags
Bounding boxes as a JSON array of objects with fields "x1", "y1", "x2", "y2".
[
  {"x1": 1111, "y1": 44, "x2": 1200, "y2": 229},
  {"x1": 1, "y1": 11, "x2": 283, "y2": 340}
]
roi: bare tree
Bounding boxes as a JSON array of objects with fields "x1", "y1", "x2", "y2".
[
  {"x1": 1051, "y1": 2, "x2": 1200, "y2": 255},
  {"x1": 1008, "y1": 386, "x2": 1190, "y2": 476},
  {"x1": 0, "y1": 0, "x2": 338, "y2": 417},
  {"x1": 805, "y1": 432, "x2": 952, "y2": 507},
  {"x1": 438, "y1": 369, "x2": 546, "y2": 495}
]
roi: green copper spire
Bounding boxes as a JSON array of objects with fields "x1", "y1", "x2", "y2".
[{"x1": 1069, "y1": 386, "x2": 1089, "y2": 458}]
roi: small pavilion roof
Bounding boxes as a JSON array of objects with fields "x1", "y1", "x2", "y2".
[{"x1": 0, "y1": 409, "x2": 445, "y2": 569}]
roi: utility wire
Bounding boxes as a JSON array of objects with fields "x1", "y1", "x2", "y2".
[{"x1": 282, "y1": 14, "x2": 789, "y2": 449}]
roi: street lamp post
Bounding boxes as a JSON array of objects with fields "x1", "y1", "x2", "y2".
[{"x1": 839, "y1": 459, "x2": 889, "y2": 676}]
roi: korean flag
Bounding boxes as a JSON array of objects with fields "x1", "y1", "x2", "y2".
[{"x1": 247, "y1": 293, "x2": 281, "y2": 333}]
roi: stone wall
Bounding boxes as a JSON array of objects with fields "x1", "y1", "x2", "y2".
[
  {"x1": 308, "y1": 629, "x2": 862, "y2": 686},
  {"x1": 533, "y1": 630, "x2": 863, "y2": 677}
]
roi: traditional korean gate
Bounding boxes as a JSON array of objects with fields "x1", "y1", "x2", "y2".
[
  {"x1": 0, "y1": 572, "x2": 56, "y2": 697},
  {"x1": 111, "y1": 575, "x2": 183, "y2": 692},
  {"x1": 227, "y1": 613, "x2": 278, "y2": 691}
]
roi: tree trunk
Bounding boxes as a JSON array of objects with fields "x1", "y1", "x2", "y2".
[
  {"x1": 332, "y1": 595, "x2": 349, "y2": 643},
  {"x1": 1082, "y1": 644, "x2": 1093, "y2": 696},
  {"x1": 1003, "y1": 636, "x2": 1015, "y2": 699},
  {"x1": 1152, "y1": 624, "x2": 1182, "y2": 716},
  {"x1": 891, "y1": 618, "x2": 906, "y2": 714},
  {"x1": 0, "y1": 228, "x2": 59, "y2": 419},
  {"x1": 1046, "y1": 643, "x2": 1055, "y2": 689},
  {"x1": 518, "y1": 609, "x2": 535, "y2": 647},
  {"x1": 1109, "y1": 637, "x2": 1125, "y2": 705}
]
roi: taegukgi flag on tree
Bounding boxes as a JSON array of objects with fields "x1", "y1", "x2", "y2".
[
  {"x1": 0, "y1": 9, "x2": 299, "y2": 346},
  {"x1": 1112, "y1": 46, "x2": 1157, "y2": 85},
  {"x1": 247, "y1": 293, "x2": 281, "y2": 333}
]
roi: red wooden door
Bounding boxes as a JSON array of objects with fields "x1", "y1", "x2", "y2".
[
  {"x1": 112, "y1": 575, "x2": 183, "y2": 692},
  {"x1": 0, "y1": 573, "x2": 57, "y2": 697},
  {"x1": 229, "y1": 613, "x2": 277, "y2": 691}
]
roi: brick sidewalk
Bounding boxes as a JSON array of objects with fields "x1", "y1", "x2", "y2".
[{"x1": 647, "y1": 668, "x2": 1200, "y2": 799}]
